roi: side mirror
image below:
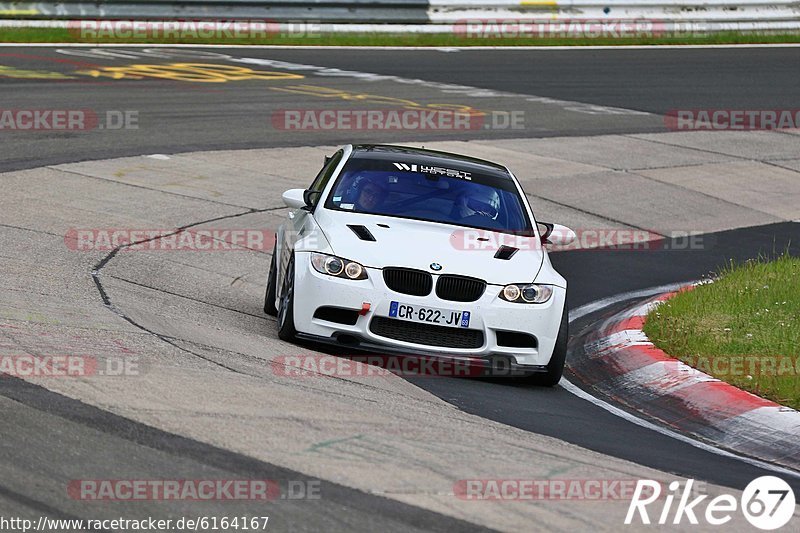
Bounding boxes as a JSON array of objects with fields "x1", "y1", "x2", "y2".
[
  {"x1": 538, "y1": 222, "x2": 554, "y2": 243},
  {"x1": 538, "y1": 222, "x2": 576, "y2": 246},
  {"x1": 282, "y1": 189, "x2": 307, "y2": 209},
  {"x1": 303, "y1": 189, "x2": 322, "y2": 209}
]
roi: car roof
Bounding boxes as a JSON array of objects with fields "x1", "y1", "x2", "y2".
[{"x1": 350, "y1": 144, "x2": 513, "y2": 180}]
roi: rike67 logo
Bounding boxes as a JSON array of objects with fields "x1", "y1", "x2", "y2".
[{"x1": 626, "y1": 477, "x2": 795, "y2": 530}]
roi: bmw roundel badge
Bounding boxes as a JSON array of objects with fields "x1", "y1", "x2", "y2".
[{"x1": 430, "y1": 263, "x2": 442, "y2": 271}]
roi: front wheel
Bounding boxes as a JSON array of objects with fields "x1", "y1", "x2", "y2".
[
  {"x1": 277, "y1": 255, "x2": 297, "y2": 341},
  {"x1": 524, "y1": 301, "x2": 568, "y2": 387},
  {"x1": 264, "y1": 245, "x2": 278, "y2": 316}
]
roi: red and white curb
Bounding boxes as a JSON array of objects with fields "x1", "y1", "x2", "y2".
[{"x1": 569, "y1": 287, "x2": 800, "y2": 472}]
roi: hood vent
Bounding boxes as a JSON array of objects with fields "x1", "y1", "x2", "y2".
[
  {"x1": 494, "y1": 245, "x2": 519, "y2": 260},
  {"x1": 347, "y1": 224, "x2": 376, "y2": 242}
]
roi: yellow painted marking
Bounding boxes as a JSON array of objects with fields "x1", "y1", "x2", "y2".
[
  {"x1": 76, "y1": 63, "x2": 304, "y2": 83},
  {"x1": 0, "y1": 65, "x2": 75, "y2": 79},
  {"x1": 271, "y1": 85, "x2": 486, "y2": 116},
  {"x1": 0, "y1": 9, "x2": 40, "y2": 15},
  {"x1": 75, "y1": 69, "x2": 139, "y2": 80}
]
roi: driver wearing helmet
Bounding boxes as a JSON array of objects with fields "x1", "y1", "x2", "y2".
[
  {"x1": 353, "y1": 176, "x2": 388, "y2": 213},
  {"x1": 455, "y1": 186, "x2": 500, "y2": 221}
]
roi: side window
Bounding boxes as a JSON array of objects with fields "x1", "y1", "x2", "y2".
[{"x1": 309, "y1": 150, "x2": 343, "y2": 196}]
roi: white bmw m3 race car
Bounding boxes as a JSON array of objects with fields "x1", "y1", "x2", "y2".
[{"x1": 265, "y1": 144, "x2": 576, "y2": 385}]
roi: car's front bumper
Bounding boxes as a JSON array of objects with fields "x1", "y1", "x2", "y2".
[{"x1": 291, "y1": 251, "x2": 567, "y2": 368}]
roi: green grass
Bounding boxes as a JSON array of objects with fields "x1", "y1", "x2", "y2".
[
  {"x1": 2, "y1": 28, "x2": 800, "y2": 46},
  {"x1": 644, "y1": 254, "x2": 800, "y2": 410}
]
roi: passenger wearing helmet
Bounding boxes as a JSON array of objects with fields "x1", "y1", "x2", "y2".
[{"x1": 455, "y1": 186, "x2": 501, "y2": 222}]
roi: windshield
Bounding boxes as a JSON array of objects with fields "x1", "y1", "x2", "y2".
[{"x1": 324, "y1": 157, "x2": 533, "y2": 234}]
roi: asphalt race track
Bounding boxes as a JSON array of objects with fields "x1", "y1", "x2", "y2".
[
  {"x1": 1, "y1": 45, "x2": 799, "y2": 173},
  {"x1": 1, "y1": 45, "x2": 799, "y2": 531}
]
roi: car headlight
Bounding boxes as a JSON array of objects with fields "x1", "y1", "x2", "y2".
[
  {"x1": 499, "y1": 284, "x2": 553, "y2": 304},
  {"x1": 311, "y1": 253, "x2": 368, "y2": 280}
]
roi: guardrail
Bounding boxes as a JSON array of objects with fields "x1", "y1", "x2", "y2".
[
  {"x1": 0, "y1": 1, "x2": 432, "y2": 22},
  {"x1": 430, "y1": 0, "x2": 800, "y2": 22},
  {"x1": 0, "y1": 1, "x2": 798, "y2": 30}
]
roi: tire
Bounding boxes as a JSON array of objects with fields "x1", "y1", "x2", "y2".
[
  {"x1": 277, "y1": 255, "x2": 297, "y2": 341},
  {"x1": 524, "y1": 301, "x2": 568, "y2": 387},
  {"x1": 264, "y1": 245, "x2": 278, "y2": 316}
]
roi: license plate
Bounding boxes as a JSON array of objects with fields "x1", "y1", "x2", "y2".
[{"x1": 388, "y1": 301, "x2": 471, "y2": 328}]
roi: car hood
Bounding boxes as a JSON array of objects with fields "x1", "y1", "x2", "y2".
[{"x1": 315, "y1": 209, "x2": 543, "y2": 285}]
